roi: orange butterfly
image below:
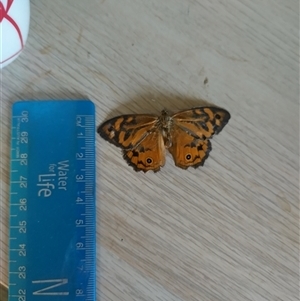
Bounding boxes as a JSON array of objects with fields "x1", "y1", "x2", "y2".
[{"x1": 98, "y1": 107, "x2": 230, "y2": 172}]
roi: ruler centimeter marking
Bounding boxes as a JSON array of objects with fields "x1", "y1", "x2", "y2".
[{"x1": 8, "y1": 100, "x2": 96, "y2": 301}]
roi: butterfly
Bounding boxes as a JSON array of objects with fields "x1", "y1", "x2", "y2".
[{"x1": 98, "y1": 106, "x2": 230, "y2": 172}]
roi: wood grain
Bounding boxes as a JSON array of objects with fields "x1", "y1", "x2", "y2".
[{"x1": 0, "y1": 0, "x2": 298, "y2": 300}]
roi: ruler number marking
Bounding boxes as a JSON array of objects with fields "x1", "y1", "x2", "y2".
[
  {"x1": 9, "y1": 248, "x2": 27, "y2": 257},
  {"x1": 20, "y1": 132, "x2": 28, "y2": 144},
  {"x1": 20, "y1": 153, "x2": 28, "y2": 166},
  {"x1": 76, "y1": 152, "x2": 84, "y2": 159},
  {"x1": 19, "y1": 176, "x2": 27, "y2": 188},
  {"x1": 19, "y1": 221, "x2": 26, "y2": 234},
  {"x1": 21, "y1": 111, "x2": 29, "y2": 123}
]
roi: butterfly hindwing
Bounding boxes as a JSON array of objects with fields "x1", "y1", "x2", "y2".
[
  {"x1": 123, "y1": 129, "x2": 165, "y2": 172},
  {"x1": 168, "y1": 125, "x2": 212, "y2": 169},
  {"x1": 172, "y1": 107, "x2": 231, "y2": 140}
]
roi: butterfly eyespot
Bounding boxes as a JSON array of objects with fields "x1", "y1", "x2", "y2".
[
  {"x1": 215, "y1": 114, "x2": 221, "y2": 120},
  {"x1": 186, "y1": 154, "x2": 192, "y2": 161},
  {"x1": 146, "y1": 158, "x2": 153, "y2": 164}
]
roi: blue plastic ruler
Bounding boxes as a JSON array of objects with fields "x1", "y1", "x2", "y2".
[{"x1": 8, "y1": 100, "x2": 96, "y2": 301}]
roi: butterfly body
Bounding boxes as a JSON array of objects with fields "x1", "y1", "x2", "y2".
[{"x1": 98, "y1": 107, "x2": 230, "y2": 172}]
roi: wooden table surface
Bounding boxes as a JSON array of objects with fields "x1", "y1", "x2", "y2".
[{"x1": 0, "y1": 0, "x2": 298, "y2": 300}]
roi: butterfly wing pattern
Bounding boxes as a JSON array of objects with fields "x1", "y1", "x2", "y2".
[
  {"x1": 168, "y1": 107, "x2": 230, "y2": 169},
  {"x1": 123, "y1": 128, "x2": 165, "y2": 172},
  {"x1": 98, "y1": 114, "x2": 166, "y2": 172},
  {"x1": 98, "y1": 107, "x2": 230, "y2": 172}
]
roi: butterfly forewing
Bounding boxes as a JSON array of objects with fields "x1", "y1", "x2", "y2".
[
  {"x1": 98, "y1": 114, "x2": 158, "y2": 149},
  {"x1": 171, "y1": 107, "x2": 230, "y2": 140}
]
